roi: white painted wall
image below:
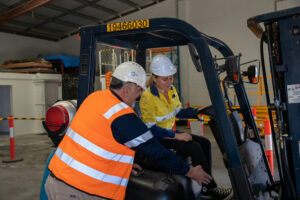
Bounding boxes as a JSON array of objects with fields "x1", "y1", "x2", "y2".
[
  {"x1": 0, "y1": 32, "x2": 61, "y2": 65},
  {"x1": 177, "y1": 0, "x2": 276, "y2": 107},
  {"x1": 177, "y1": 0, "x2": 300, "y2": 107},
  {"x1": 276, "y1": 0, "x2": 300, "y2": 10},
  {"x1": 58, "y1": 34, "x2": 80, "y2": 56}
]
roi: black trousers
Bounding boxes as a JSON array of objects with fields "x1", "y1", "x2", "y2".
[
  {"x1": 160, "y1": 134, "x2": 212, "y2": 174},
  {"x1": 134, "y1": 134, "x2": 217, "y2": 189}
]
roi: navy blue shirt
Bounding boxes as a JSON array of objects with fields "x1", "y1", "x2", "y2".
[{"x1": 110, "y1": 90, "x2": 189, "y2": 175}]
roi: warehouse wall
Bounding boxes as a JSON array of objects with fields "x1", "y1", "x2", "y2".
[
  {"x1": 57, "y1": 0, "x2": 177, "y2": 56},
  {"x1": 59, "y1": 34, "x2": 80, "y2": 56},
  {"x1": 0, "y1": 32, "x2": 60, "y2": 65},
  {"x1": 1, "y1": 0, "x2": 297, "y2": 108},
  {"x1": 177, "y1": 0, "x2": 275, "y2": 106},
  {"x1": 57, "y1": 0, "x2": 293, "y2": 107},
  {"x1": 179, "y1": 0, "x2": 300, "y2": 107}
]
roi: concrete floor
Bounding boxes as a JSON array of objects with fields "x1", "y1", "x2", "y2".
[
  {"x1": 0, "y1": 133, "x2": 56, "y2": 200},
  {"x1": 0, "y1": 126, "x2": 231, "y2": 200}
]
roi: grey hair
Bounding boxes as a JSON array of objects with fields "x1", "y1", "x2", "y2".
[
  {"x1": 110, "y1": 76, "x2": 135, "y2": 91},
  {"x1": 109, "y1": 77, "x2": 126, "y2": 89}
]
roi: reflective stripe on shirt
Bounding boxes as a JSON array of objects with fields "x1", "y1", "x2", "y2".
[
  {"x1": 66, "y1": 128, "x2": 134, "y2": 164},
  {"x1": 124, "y1": 130, "x2": 153, "y2": 148},
  {"x1": 155, "y1": 106, "x2": 183, "y2": 122},
  {"x1": 55, "y1": 147, "x2": 128, "y2": 186},
  {"x1": 103, "y1": 102, "x2": 128, "y2": 119},
  {"x1": 145, "y1": 122, "x2": 156, "y2": 128}
]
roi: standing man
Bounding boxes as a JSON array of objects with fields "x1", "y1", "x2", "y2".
[{"x1": 45, "y1": 61, "x2": 212, "y2": 200}]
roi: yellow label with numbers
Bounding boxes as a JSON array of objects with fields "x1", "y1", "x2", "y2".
[{"x1": 107, "y1": 19, "x2": 149, "y2": 32}]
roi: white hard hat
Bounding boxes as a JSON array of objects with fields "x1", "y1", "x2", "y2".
[
  {"x1": 112, "y1": 61, "x2": 147, "y2": 90},
  {"x1": 150, "y1": 54, "x2": 177, "y2": 76}
]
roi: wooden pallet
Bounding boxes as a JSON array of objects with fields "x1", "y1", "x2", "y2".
[
  {"x1": 0, "y1": 61, "x2": 52, "y2": 69},
  {"x1": 0, "y1": 68, "x2": 53, "y2": 73},
  {"x1": 0, "y1": 61, "x2": 53, "y2": 73}
]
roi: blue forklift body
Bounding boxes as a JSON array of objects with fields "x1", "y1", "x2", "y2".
[
  {"x1": 76, "y1": 17, "x2": 274, "y2": 199},
  {"x1": 248, "y1": 6, "x2": 300, "y2": 199}
]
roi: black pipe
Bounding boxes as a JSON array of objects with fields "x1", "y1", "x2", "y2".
[{"x1": 260, "y1": 31, "x2": 283, "y2": 184}]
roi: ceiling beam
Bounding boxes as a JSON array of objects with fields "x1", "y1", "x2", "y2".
[
  {"x1": 29, "y1": 12, "x2": 80, "y2": 28},
  {"x1": 0, "y1": 24, "x2": 59, "y2": 41},
  {"x1": 0, "y1": 0, "x2": 55, "y2": 24},
  {"x1": 45, "y1": 3, "x2": 102, "y2": 23},
  {"x1": 25, "y1": 0, "x2": 109, "y2": 33},
  {"x1": 72, "y1": 0, "x2": 120, "y2": 16},
  {"x1": 8, "y1": 20, "x2": 65, "y2": 34},
  {"x1": 14, "y1": 1, "x2": 106, "y2": 34},
  {"x1": 0, "y1": 0, "x2": 167, "y2": 41},
  {"x1": 0, "y1": 3, "x2": 80, "y2": 28},
  {"x1": 24, "y1": 12, "x2": 75, "y2": 33},
  {"x1": 116, "y1": 0, "x2": 141, "y2": 10}
]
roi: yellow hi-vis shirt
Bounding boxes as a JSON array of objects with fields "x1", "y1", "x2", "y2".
[{"x1": 140, "y1": 84, "x2": 183, "y2": 130}]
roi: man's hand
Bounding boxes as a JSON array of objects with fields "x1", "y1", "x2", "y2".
[
  {"x1": 186, "y1": 165, "x2": 213, "y2": 185},
  {"x1": 131, "y1": 163, "x2": 142, "y2": 176},
  {"x1": 174, "y1": 133, "x2": 192, "y2": 142}
]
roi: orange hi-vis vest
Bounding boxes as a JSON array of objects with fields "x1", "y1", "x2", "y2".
[{"x1": 49, "y1": 89, "x2": 137, "y2": 200}]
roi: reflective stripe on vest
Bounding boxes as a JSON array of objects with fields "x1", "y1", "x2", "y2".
[
  {"x1": 55, "y1": 147, "x2": 129, "y2": 186},
  {"x1": 155, "y1": 106, "x2": 183, "y2": 122},
  {"x1": 66, "y1": 128, "x2": 134, "y2": 164},
  {"x1": 103, "y1": 102, "x2": 128, "y2": 119},
  {"x1": 49, "y1": 90, "x2": 138, "y2": 200}
]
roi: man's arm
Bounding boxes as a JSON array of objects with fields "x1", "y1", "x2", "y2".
[
  {"x1": 111, "y1": 113, "x2": 189, "y2": 175},
  {"x1": 149, "y1": 125, "x2": 176, "y2": 138},
  {"x1": 111, "y1": 113, "x2": 213, "y2": 184}
]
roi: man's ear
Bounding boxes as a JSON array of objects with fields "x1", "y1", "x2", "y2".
[{"x1": 123, "y1": 85, "x2": 130, "y2": 97}]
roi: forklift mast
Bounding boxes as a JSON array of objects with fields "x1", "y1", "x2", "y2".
[
  {"x1": 77, "y1": 18, "x2": 272, "y2": 199},
  {"x1": 248, "y1": 6, "x2": 300, "y2": 199}
]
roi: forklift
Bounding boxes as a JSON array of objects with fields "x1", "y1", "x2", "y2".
[
  {"x1": 248, "y1": 6, "x2": 300, "y2": 200},
  {"x1": 75, "y1": 17, "x2": 271, "y2": 200},
  {"x1": 41, "y1": 7, "x2": 300, "y2": 200}
]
